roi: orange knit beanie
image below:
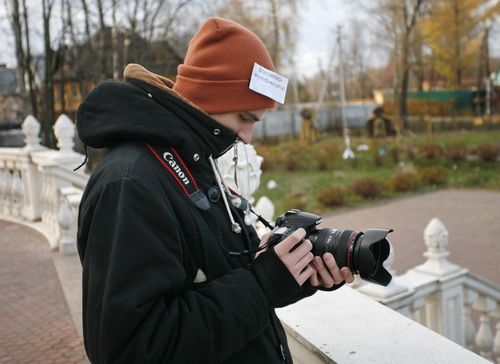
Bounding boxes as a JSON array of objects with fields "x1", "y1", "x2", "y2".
[{"x1": 173, "y1": 17, "x2": 277, "y2": 114}]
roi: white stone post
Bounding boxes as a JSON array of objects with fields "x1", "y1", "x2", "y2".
[
  {"x1": 20, "y1": 115, "x2": 46, "y2": 221},
  {"x1": 31, "y1": 114, "x2": 85, "y2": 252},
  {"x1": 415, "y1": 218, "x2": 461, "y2": 276},
  {"x1": 22, "y1": 115, "x2": 43, "y2": 151},
  {"x1": 53, "y1": 114, "x2": 78, "y2": 156},
  {"x1": 413, "y1": 218, "x2": 467, "y2": 344}
]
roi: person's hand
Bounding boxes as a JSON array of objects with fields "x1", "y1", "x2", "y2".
[
  {"x1": 309, "y1": 253, "x2": 354, "y2": 289},
  {"x1": 257, "y1": 228, "x2": 315, "y2": 286}
]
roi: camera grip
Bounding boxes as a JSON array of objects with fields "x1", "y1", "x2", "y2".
[{"x1": 250, "y1": 247, "x2": 302, "y2": 307}]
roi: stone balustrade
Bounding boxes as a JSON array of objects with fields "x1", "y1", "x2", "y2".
[
  {"x1": 0, "y1": 114, "x2": 87, "y2": 254},
  {"x1": 0, "y1": 115, "x2": 498, "y2": 363},
  {"x1": 354, "y1": 218, "x2": 500, "y2": 363}
]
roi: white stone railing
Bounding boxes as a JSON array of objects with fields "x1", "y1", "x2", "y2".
[
  {"x1": 350, "y1": 218, "x2": 500, "y2": 363},
  {"x1": 0, "y1": 114, "x2": 88, "y2": 255},
  {"x1": 276, "y1": 218, "x2": 498, "y2": 363},
  {"x1": 0, "y1": 115, "x2": 498, "y2": 363}
]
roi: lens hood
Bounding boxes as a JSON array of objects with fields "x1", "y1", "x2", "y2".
[{"x1": 355, "y1": 229, "x2": 393, "y2": 286}]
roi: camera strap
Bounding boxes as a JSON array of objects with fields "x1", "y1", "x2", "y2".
[{"x1": 144, "y1": 142, "x2": 210, "y2": 211}]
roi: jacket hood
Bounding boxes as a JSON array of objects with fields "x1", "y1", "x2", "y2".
[{"x1": 76, "y1": 64, "x2": 237, "y2": 158}]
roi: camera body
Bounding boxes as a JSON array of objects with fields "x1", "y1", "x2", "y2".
[{"x1": 268, "y1": 209, "x2": 393, "y2": 286}]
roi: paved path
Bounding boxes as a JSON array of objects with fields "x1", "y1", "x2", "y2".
[
  {"x1": 322, "y1": 188, "x2": 500, "y2": 285},
  {"x1": 0, "y1": 219, "x2": 88, "y2": 364}
]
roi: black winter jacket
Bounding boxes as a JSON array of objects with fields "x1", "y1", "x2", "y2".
[{"x1": 76, "y1": 65, "x2": 317, "y2": 364}]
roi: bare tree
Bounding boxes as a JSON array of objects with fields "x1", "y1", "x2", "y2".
[
  {"x1": 41, "y1": 0, "x2": 56, "y2": 147},
  {"x1": 7, "y1": 0, "x2": 26, "y2": 97},
  {"x1": 21, "y1": 0, "x2": 38, "y2": 118},
  {"x1": 216, "y1": 0, "x2": 302, "y2": 73},
  {"x1": 368, "y1": 0, "x2": 426, "y2": 131}
]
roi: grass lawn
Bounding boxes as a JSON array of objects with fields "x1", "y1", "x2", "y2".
[{"x1": 253, "y1": 129, "x2": 500, "y2": 218}]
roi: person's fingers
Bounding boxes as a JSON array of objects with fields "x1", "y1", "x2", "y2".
[
  {"x1": 322, "y1": 253, "x2": 344, "y2": 284},
  {"x1": 312, "y1": 256, "x2": 335, "y2": 288},
  {"x1": 255, "y1": 227, "x2": 278, "y2": 258},
  {"x1": 280, "y1": 242, "x2": 314, "y2": 280},
  {"x1": 272, "y1": 229, "x2": 316, "y2": 284},
  {"x1": 296, "y1": 264, "x2": 315, "y2": 286},
  {"x1": 309, "y1": 265, "x2": 320, "y2": 287},
  {"x1": 273, "y1": 228, "x2": 306, "y2": 257},
  {"x1": 340, "y1": 266, "x2": 355, "y2": 284}
]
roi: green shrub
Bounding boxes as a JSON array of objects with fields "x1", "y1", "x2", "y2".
[
  {"x1": 445, "y1": 143, "x2": 468, "y2": 161},
  {"x1": 255, "y1": 145, "x2": 282, "y2": 171},
  {"x1": 418, "y1": 166, "x2": 448, "y2": 185},
  {"x1": 310, "y1": 143, "x2": 339, "y2": 170},
  {"x1": 465, "y1": 173, "x2": 483, "y2": 186},
  {"x1": 390, "y1": 146, "x2": 400, "y2": 164},
  {"x1": 282, "y1": 142, "x2": 308, "y2": 171},
  {"x1": 417, "y1": 144, "x2": 444, "y2": 160},
  {"x1": 316, "y1": 186, "x2": 346, "y2": 207},
  {"x1": 406, "y1": 146, "x2": 418, "y2": 160},
  {"x1": 284, "y1": 157, "x2": 301, "y2": 171},
  {"x1": 386, "y1": 171, "x2": 417, "y2": 192},
  {"x1": 477, "y1": 143, "x2": 499, "y2": 162},
  {"x1": 351, "y1": 177, "x2": 384, "y2": 199},
  {"x1": 283, "y1": 193, "x2": 307, "y2": 211}
]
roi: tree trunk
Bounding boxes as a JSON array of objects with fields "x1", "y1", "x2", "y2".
[
  {"x1": 21, "y1": 0, "x2": 37, "y2": 118},
  {"x1": 42, "y1": 0, "x2": 55, "y2": 148},
  {"x1": 12, "y1": 0, "x2": 29, "y2": 115}
]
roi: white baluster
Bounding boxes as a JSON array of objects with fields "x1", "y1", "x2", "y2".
[
  {"x1": 410, "y1": 296, "x2": 427, "y2": 323},
  {"x1": 0, "y1": 168, "x2": 4, "y2": 210},
  {"x1": 10, "y1": 169, "x2": 23, "y2": 217},
  {"x1": 474, "y1": 295, "x2": 496, "y2": 360},
  {"x1": 48, "y1": 175, "x2": 59, "y2": 232},
  {"x1": 40, "y1": 173, "x2": 50, "y2": 226},
  {"x1": 492, "y1": 305, "x2": 500, "y2": 364},
  {"x1": 2, "y1": 168, "x2": 12, "y2": 214},
  {"x1": 58, "y1": 195, "x2": 76, "y2": 255},
  {"x1": 464, "y1": 288, "x2": 479, "y2": 351}
]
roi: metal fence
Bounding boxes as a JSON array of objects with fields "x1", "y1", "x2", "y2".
[{"x1": 253, "y1": 102, "x2": 378, "y2": 138}]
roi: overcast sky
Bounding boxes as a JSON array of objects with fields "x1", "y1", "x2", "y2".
[
  {"x1": 297, "y1": 0, "x2": 349, "y2": 77},
  {"x1": 296, "y1": 0, "x2": 373, "y2": 78}
]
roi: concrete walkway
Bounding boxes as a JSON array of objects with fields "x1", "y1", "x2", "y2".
[{"x1": 1, "y1": 188, "x2": 498, "y2": 363}]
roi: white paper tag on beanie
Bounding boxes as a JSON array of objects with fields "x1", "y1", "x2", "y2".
[{"x1": 249, "y1": 63, "x2": 288, "y2": 104}]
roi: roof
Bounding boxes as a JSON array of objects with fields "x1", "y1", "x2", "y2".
[{"x1": 0, "y1": 66, "x2": 20, "y2": 96}]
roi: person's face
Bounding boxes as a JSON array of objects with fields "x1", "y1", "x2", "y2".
[{"x1": 210, "y1": 109, "x2": 267, "y2": 144}]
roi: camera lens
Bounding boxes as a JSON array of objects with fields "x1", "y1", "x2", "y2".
[{"x1": 309, "y1": 228, "x2": 392, "y2": 286}]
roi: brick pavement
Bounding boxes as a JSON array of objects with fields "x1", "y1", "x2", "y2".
[{"x1": 0, "y1": 220, "x2": 89, "y2": 364}]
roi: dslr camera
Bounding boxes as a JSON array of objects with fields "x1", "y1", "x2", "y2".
[{"x1": 267, "y1": 209, "x2": 393, "y2": 286}]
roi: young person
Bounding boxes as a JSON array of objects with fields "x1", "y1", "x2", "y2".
[{"x1": 77, "y1": 17, "x2": 353, "y2": 364}]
